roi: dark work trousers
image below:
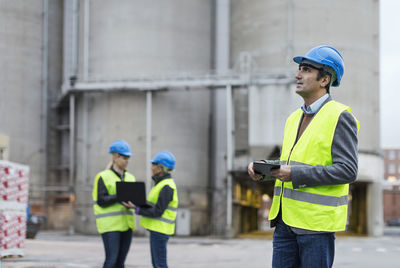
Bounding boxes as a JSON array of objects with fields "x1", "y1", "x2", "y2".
[
  {"x1": 101, "y1": 229, "x2": 133, "y2": 268},
  {"x1": 149, "y1": 230, "x2": 170, "y2": 268},
  {"x1": 272, "y1": 219, "x2": 335, "y2": 268}
]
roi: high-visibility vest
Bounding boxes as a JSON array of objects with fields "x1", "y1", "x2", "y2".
[
  {"x1": 269, "y1": 100, "x2": 359, "y2": 232},
  {"x1": 92, "y1": 169, "x2": 136, "y2": 234},
  {"x1": 140, "y1": 178, "x2": 178, "y2": 235}
]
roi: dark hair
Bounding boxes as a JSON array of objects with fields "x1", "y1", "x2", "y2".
[{"x1": 316, "y1": 69, "x2": 332, "y2": 93}]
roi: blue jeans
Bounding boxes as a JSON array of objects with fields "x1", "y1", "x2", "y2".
[
  {"x1": 149, "y1": 230, "x2": 170, "y2": 268},
  {"x1": 272, "y1": 220, "x2": 335, "y2": 268},
  {"x1": 101, "y1": 229, "x2": 133, "y2": 268}
]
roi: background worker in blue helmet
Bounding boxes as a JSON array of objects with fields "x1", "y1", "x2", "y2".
[
  {"x1": 248, "y1": 45, "x2": 359, "y2": 268},
  {"x1": 123, "y1": 151, "x2": 178, "y2": 268},
  {"x1": 92, "y1": 140, "x2": 136, "y2": 268}
]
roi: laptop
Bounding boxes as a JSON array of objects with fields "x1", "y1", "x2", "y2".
[{"x1": 116, "y1": 181, "x2": 152, "y2": 208}]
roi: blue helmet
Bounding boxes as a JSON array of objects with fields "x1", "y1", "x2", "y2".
[
  {"x1": 109, "y1": 140, "x2": 132, "y2": 156},
  {"x1": 293, "y1": 45, "x2": 344, "y2": 87},
  {"x1": 151, "y1": 151, "x2": 176, "y2": 170}
]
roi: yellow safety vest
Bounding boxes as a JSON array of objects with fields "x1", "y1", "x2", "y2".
[
  {"x1": 140, "y1": 178, "x2": 178, "y2": 235},
  {"x1": 269, "y1": 100, "x2": 359, "y2": 232},
  {"x1": 92, "y1": 169, "x2": 136, "y2": 234}
]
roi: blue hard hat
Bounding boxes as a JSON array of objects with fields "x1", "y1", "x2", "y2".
[
  {"x1": 109, "y1": 140, "x2": 132, "y2": 156},
  {"x1": 293, "y1": 45, "x2": 344, "y2": 87},
  {"x1": 151, "y1": 151, "x2": 176, "y2": 170}
]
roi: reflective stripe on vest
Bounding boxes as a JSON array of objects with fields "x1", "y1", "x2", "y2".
[
  {"x1": 140, "y1": 178, "x2": 178, "y2": 235},
  {"x1": 147, "y1": 201, "x2": 178, "y2": 212},
  {"x1": 283, "y1": 188, "x2": 348, "y2": 207},
  {"x1": 269, "y1": 100, "x2": 359, "y2": 232},
  {"x1": 273, "y1": 186, "x2": 348, "y2": 207},
  {"x1": 92, "y1": 169, "x2": 137, "y2": 234},
  {"x1": 95, "y1": 210, "x2": 134, "y2": 219},
  {"x1": 154, "y1": 217, "x2": 175, "y2": 224}
]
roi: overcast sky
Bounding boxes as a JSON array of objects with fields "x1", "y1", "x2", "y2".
[{"x1": 380, "y1": 0, "x2": 400, "y2": 148}]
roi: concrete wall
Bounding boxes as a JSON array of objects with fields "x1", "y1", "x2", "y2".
[
  {"x1": 232, "y1": 0, "x2": 379, "y2": 152},
  {"x1": 231, "y1": 0, "x2": 382, "y2": 235},
  {"x1": 72, "y1": 0, "x2": 213, "y2": 235},
  {"x1": 1, "y1": 0, "x2": 382, "y2": 236},
  {"x1": 83, "y1": 0, "x2": 212, "y2": 80},
  {"x1": 0, "y1": 1, "x2": 46, "y2": 205}
]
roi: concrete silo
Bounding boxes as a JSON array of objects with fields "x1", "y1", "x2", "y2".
[
  {"x1": 59, "y1": 0, "x2": 214, "y2": 235},
  {"x1": 230, "y1": 0, "x2": 382, "y2": 236},
  {"x1": 1, "y1": 0, "x2": 383, "y2": 238}
]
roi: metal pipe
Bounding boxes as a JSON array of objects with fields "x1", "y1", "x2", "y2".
[
  {"x1": 82, "y1": 94, "x2": 89, "y2": 185},
  {"x1": 226, "y1": 84, "x2": 233, "y2": 232},
  {"x1": 62, "y1": 0, "x2": 69, "y2": 91},
  {"x1": 62, "y1": 0, "x2": 79, "y2": 92},
  {"x1": 83, "y1": 0, "x2": 90, "y2": 81},
  {"x1": 146, "y1": 91, "x2": 152, "y2": 193},
  {"x1": 213, "y1": 0, "x2": 231, "y2": 236},
  {"x1": 286, "y1": 0, "x2": 294, "y2": 68},
  {"x1": 71, "y1": 0, "x2": 78, "y2": 76},
  {"x1": 67, "y1": 76, "x2": 294, "y2": 92},
  {"x1": 215, "y1": 0, "x2": 230, "y2": 72},
  {"x1": 68, "y1": 94, "x2": 76, "y2": 235},
  {"x1": 41, "y1": 0, "x2": 49, "y2": 221}
]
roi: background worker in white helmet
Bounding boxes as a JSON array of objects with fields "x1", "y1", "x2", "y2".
[
  {"x1": 92, "y1": 140, "x2": 136, "y2": 268},
  {"x1": 248, "y1": 45, "x2": 359, "y2": 268},
  {"x1": 123, "y1": 151, "x2": 178, "y2": 268}
]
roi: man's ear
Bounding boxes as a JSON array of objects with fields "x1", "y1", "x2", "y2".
[{"x1": 320, "y1": 74, "x2": 331, "y2": 88}]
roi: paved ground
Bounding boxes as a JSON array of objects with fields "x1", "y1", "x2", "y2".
[{"x1": 2, "y1": 227, "x2": 400, "y2": 268}]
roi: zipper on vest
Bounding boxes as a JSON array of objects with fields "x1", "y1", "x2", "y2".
[
  {"x1": 280, "y1": 140, "x2": 296, "y2": 211},
  {"x1": 278, "y1": 114, "x2": 303, "y2": 220}
]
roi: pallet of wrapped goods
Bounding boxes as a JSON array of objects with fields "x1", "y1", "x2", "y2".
[{"x1": 0, "y1": 160, "x2": 29, "y2": 258}]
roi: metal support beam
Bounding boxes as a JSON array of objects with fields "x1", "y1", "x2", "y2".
[
  {"x1": 226, "y1": 84, "x2": 234, "y2": 235},
  {"x1": 83, "y1": 0, "x2": 90, "y2": 81},
  {"x1": 68, "y1": 94, "x2": 76, "y2": 235},
  {"x1": 146, "y1": 91, "x2": 152, "y2": 193},
  {"x1": 82, "y1": 94, "x2": 89, "y2": 186},
  {"x1": 212, "y1": 0, "x2": 231, "y2": 236},
  {"x1": 42, "y1": 0, "x2": 49, "y2": 222},
  {"x1": 67, "y1": 76, "x2": 294, "y2": 93}
]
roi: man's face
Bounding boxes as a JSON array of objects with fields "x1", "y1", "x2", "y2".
[{"x1": 295, "y1": 64, "x2": 323, "y2": 98}]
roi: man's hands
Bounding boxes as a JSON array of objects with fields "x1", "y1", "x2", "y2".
[
  {"x1": 270, "y1": 165, "x2": 291, "y2": 182},
  {"x1": 121, "y1": 201, "x2": 136, "y2": 209},
  {"x1": 248, "y1": 162, "x2": 292, "y2": 182},
  {"x1": 248, "y1": 162, "x2": 263, "y2": 181}
]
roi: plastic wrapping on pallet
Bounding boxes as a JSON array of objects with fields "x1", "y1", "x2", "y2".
[{"x1": 0, "y1": 161, "x2": 29, "y2": 257}]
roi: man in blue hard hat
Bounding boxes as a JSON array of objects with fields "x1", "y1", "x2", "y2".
[
  {"x1": 92, "y1": 140, "x2": 137, "y2": 268},
  {"x1": 123, "y1": 151, "x2": 178, "y2": 268},
  {"x1": 248, "y1": 45, "x2": 359, "y2": 268}
]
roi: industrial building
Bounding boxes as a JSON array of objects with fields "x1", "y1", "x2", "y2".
[
  {"x1": 382, "y1": 148, "x2": 400, "y2": 224},
  {"x1": 0, "y1": 0, "x2": 383, "y2": 236}
]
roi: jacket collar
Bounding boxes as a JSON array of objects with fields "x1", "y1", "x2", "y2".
[{"x1": 152, "y1": 172, "x2": 171, "y2": 184}]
